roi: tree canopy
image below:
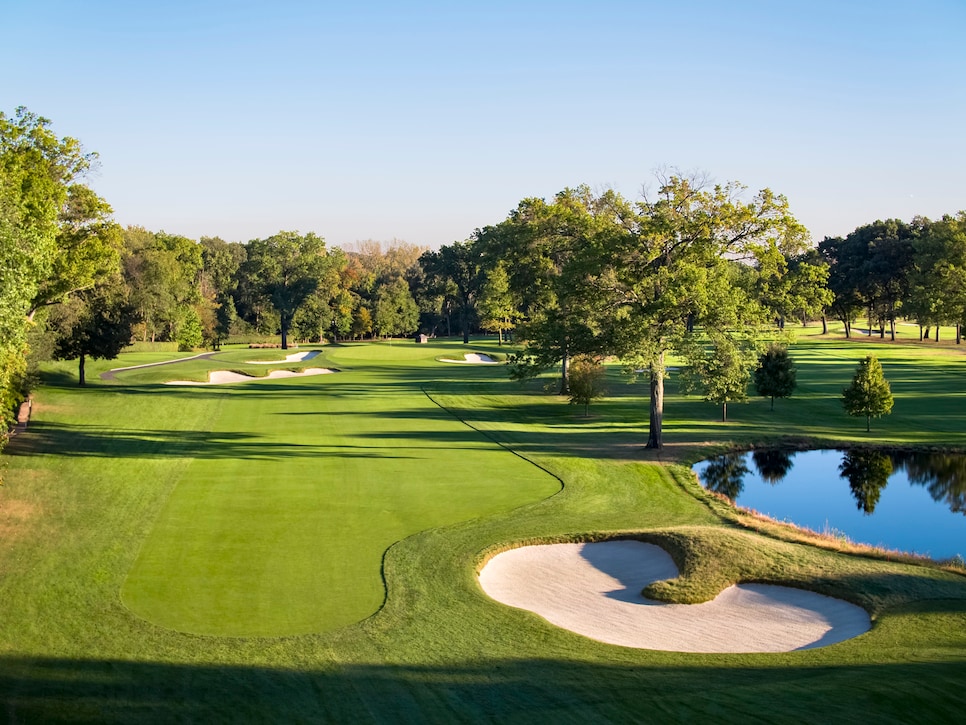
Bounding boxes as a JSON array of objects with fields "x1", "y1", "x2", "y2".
[
  {"x1": 50, "y1": 283, "x2": 139, "y2": 386},
  {"x1": 9, "y1": 104, "x2": 966, "y2": 460},
  {"x1": 1, "y1": 107, "x2": 113, "y2": 442},
  {"x1": 604, "y1": 174, "x2": 807, "y2": 447},
  {"x1": 242, "y1": 231, "x2": 333, "y2": 349}
]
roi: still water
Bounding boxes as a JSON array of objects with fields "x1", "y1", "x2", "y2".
[{"x1": 693, "y1": 449, "x2": 966, "y2": 560}]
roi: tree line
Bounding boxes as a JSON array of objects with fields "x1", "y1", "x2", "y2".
[{"x1": 3, "y1": 108, "x2": 965, "y2": 452}]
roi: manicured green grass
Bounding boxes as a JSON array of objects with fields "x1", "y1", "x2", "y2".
[
  {"x1": 119, "y1": 343, "x2": 558, "y2": 636},
  {"x1": 2, "y1": 335, "x2": 966, "y2": 722}
]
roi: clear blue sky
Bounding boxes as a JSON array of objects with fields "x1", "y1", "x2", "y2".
[{"x1": 4, "y1": 0, "x2": 965, "y2": 248}]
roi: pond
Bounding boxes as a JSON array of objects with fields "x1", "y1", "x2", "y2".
[{"x1": 693, "y1": 449, "x2": 966, "y2": 561}]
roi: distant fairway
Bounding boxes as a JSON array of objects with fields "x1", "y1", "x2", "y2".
[{"x1": 119, "y1": 343, "x2": 558, "y2": 636}]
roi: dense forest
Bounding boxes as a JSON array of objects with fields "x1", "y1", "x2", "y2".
[{"x1": 3, "y1": 108, "x2": 965, "y2": 451}]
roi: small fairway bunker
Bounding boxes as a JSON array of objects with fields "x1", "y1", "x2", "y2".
[
  {"x1": 439, "y1": 352, "x2": 499, "y2": 364},
  {"x1": 246, "y1": 350, "x2": 322, "y2": 364},
  {"x1": 165, "y1": 368, "x2": 336, "y2": 385},
  {"x1": 478, "y1": 540, "x2": 871, "y2": 653}
]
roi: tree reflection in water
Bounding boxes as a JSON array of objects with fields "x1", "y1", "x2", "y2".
[
  {"x1": 839, "y1": 449, "x2": 892, "y2": 514},
  {"x1": 893, "y1": 452, "x2": 966, "y2": 515},
  {"x1": 699, "y1": 452, "x2": 749, "y2": 500},
  {"x1": 698, "y1": 449, "x2": 966, "y2": 516},
  {"x1": 751, "y1": 449, "x2": 795, "y2": 484}
]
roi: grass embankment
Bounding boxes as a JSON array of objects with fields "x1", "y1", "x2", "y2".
[{"x1": 1, "y1": 334, "x2": 965, "y2": 721}]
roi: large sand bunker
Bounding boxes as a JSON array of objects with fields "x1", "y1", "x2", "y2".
[
  {"x1": 440, "y1": 353, "x2": 498, "y2": 364},
  {"x1": 478, "y1": 541, "x2": 870, "y2": 653},
  {"x1": 165, "y1": 368, "x2": 335, "y2": 385}
]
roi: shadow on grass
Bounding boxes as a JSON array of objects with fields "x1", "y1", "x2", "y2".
[
  {"x1": 8, "y1": 422, "x2": 421, "y2": 461},
  {"x1": 3, "y1": 643, "x2": 966, "y2": 723}
]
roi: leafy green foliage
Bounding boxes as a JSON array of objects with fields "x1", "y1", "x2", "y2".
[
  {"x1": 681, "y1": 333, "x2": 758, "y2": 421},
  {"x1": 212, "y1": 294, "x2": 236, "y2": 349},
  {"x1": 50, "y1": 285, "x2": 139, "y2": 385},
  {"x1": 476, "y1": 261, "x2": 517, "y2": 344},
  {"x1": 819, "y1": 219, "x2": 918, "y2": 339},
  {"x1": 30, "y1": 183, "x2": 122, "y2": 315},
  {"x1": 242, "y1": 231, "x2": 333, "y2": 349},
  {"x1": 754, "y1": 344, "x2": 797, "y2": 409},
  {"x1": 842, "y1": 355, "x2": 894, "y2": 431},
  {"x1": 351, "y1": 305, "x2": 373, "y2": 339},
  {"x1": 419, "y1": 240, "x2": 481, "y2": 343},
  {"x1": 907, "y1": 213, "x2": 966, "y2": 339},
  {"x1": 373, "y1": 277, "x2": 419, "y2": 338},
  {"x1": 176, "y1": 307, "x2": 203, "y2": 351},
  {"x1": 1, "y1": 107, "x2": 97, "y2": 438},
  {"x1": 606, "y1": 173, "x2": 806, "y2": 446},
  {"x1": 566, "y1": 356, "x2": 607, "y2": 415},
  {"x1": 121, "y1": 227, "x2": 203, "y2": 343}
]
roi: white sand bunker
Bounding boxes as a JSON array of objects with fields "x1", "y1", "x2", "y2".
[
  {"x1": 478, "y1": 541, "x2": 870, "y2": 653},
  {"x1": 165, "y1": 368, "x2": 335, "y2": 385},
  {"x1": 246, "y1": 350, "x2": 321, "y2": 364},
  {"x1": 440, "y1": 353, "x2": 498, "y2": 364}
]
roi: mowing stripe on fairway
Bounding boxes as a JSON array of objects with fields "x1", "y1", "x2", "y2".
[{"x1": 120, "y1": 343, "x2": 560, "y2": 637}]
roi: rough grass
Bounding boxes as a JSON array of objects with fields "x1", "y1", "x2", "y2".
[{"x1": 2, "y1": 335, "x2": 966, "y2": 722}]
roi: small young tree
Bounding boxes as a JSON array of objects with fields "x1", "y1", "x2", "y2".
[
  {"x1": 477, "y1": 261, "x2": 517, "y2": 345},
  {"x1": 842, "y1": 355, "x2": 894, "y2": 432},
  {"x1": 351, "y1": 305, "x2": 373, "y2": 340},
  {"x1": 754, "y1": 344, "x2": 797, "y2": 410},
  {"x1": 567, "y1": 355, "x2": 607, "y2": 416},
  {"x1": 682, "y1": 334, "x2": 757, "y2": 422},
  {"x1": 176, "y1": 307, "x2": 204, "y2": 351}
]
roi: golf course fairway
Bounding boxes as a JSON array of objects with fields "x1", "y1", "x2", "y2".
[
  {"x1": 118, "y1": 343, "x2": 559, "y2": 636},
  {"x1": 4, "y1": 333, "x2": 966, "y2": 722}
]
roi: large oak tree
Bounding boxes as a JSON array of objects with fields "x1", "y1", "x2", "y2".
[
  {"x1": 242, "y1": 231, "x2": 332, "y2": 349},
  {"x1": 604, "y1": 173, "x2": 807, "y2": 448}
]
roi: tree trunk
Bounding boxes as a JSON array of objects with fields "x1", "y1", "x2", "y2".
[
  {"x1": 925, "y1": 326, "x2": 930, "y2": 340},
  {"x1": 645, "y1": 355, "x2": 664, "y2": 449},
  {"x1": 919, "y1": 324, "x2": 924, "y2": 341},
  {"x1": 771, "y1": 395, "x2": 775, "y2": 411},
  {"x1": 559, "y1": 345, "x2": 570, "y2": 396},
  {"x1": 957, "y1": 323, "x2": 962, "y2": 345},
  {"x1": 722, "y1": 401, "x2": 728, "y2": 422},
  {"x1": 78, "y1": 354, "x2": 86, "y2": 387},
  {"x1": 866, "y1": 414, "x2": 871, "y2": 433},
  {"x1": 844, "y1": 319, "x2": 851, "y2": 338},
  {"x1": 937, "y1": 327, "x2": 941, "y2": 342},
  {"x1": 821, "y1": 315, "x2": 828, "y2": 335},
  {"x1": 280, "y1": 314, "x2": 290, "y2": 349},
  {"x1": 889, "y1": 317, "x2": 895, "y2": 342}
]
